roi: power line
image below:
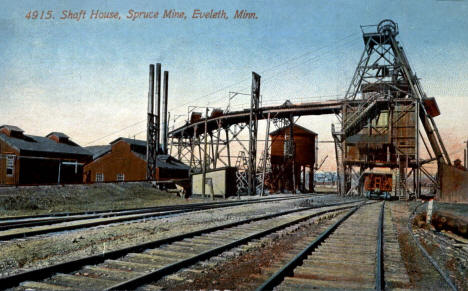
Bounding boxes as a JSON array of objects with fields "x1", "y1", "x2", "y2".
[
  {"x1": 171, "y1": 32, "x2": 360, "y2": 110},
  {"x1": 89, "y1": 32, "x2": 360, "y2": 145},
  {"x1": 84, "y1": 120, "x2": 146, "y2": 146},
  {"x1": 206, "y1": 36, "x2": 359, "y2": 108}
]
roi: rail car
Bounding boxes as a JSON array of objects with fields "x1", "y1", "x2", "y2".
[{"x1": 363, "y1": 169, "x2": 392, "y2": 200}]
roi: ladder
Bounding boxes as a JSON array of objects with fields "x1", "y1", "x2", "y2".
[
  {"x1": 332, "y1": 124, "x2": 345, "y2": 195},
  {"x1": 235, "y1": 151, "x2": 249, "y2": 170}
]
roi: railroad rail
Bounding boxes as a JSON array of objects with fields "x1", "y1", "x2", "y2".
[
  {"x1": 0, "y1": 195, "x2": 317, "y2": 241},
  {"x1": 257, "y1": 201, "x2": 411, "y2": 290},
  {"x1": 408, "y1": 202, "x2": 458, "y2": 291},
  {"x1": 0, "y1": 201, "x2": 363, "y2": 290},
  {"x1": 0, "y1": 194, "x2": 314, "y2": 223}
]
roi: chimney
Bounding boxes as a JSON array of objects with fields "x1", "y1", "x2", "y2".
[
  {"x1": 46, "y1": 132, "x2": 70, "y2": 143},
  {"x1": 0, "y1": 125, "x2": 24, "y2": 138},
  {"x1": 146, "y1": 64, "x2": 155, "y2": 169},
  {"x1": 155, "y1": 63, "x2": 161, "y2": 154},
  {"x1": 162, "y1": 71, "x2": 169, "y2": 155}
]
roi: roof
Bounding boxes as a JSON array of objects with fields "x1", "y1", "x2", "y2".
[
  {"x1": 0, "y1": 125, "x2": 24, "y2": 133},
  {"x1": 110, "y1": 137, "x2": 146, "y2": 147},
  {"x1": 46, "y1": 132, "x2": 69, "y2": 139},
  {"x1": 85, "y1": 145, "x2": 112, "y2": 159},
  {"x1": 269, "y1": 124, "x2": 317, "y2": 136},
  {"x1": 157, "y1": 155, "x2": 190, "y2": 170},
  {"x1": 0, "y1": 133, "x2": 92, "y2": 157}
]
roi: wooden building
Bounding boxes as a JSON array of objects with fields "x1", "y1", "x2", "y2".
[
  {"x1": 344, "y1": 103, "x2": 416, "y2": 167},
  {"x1": 84, "y1": 137, "x2": 189, "y2": 183},
  {"x1": 0, "y1": 125, "x2": 92, "y2": 185},
  {"x1": 268, "y1": 124, "x2": 317, "y2": 193}
]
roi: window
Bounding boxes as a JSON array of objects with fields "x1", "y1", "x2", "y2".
[
  {"x1": 376, "y1": 112, "x2": 389, "y2": 128},
  {"x1": 116, "y1": 173, "x2": 125, "y2": 182},
  {"x1": 6, "y1": 155, "x2": 15, "y2": 176},
  {"x1": 96, "y1": 173, "x2": 104, "y2": 182}
]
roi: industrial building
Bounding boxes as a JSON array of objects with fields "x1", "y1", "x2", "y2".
[
  {"x1": 167, "y1": 19, "x2": 466, "y2": 202},
  {"x1": 0, "y1": 125, "x2": 92, "y2": 185},
  {"x1": 268, "y1": 124, "x2": 317, "y2": 193},
  {"x1": 84, "y1": 137, "x2": 189, "y2": 183}
]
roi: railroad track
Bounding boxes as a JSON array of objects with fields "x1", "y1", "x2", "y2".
[
  {"x1": 1, "y1": 201, "x2": 363, "y2": 290},
  {"x1": 257, "y1": 201, "x2": 410, "y2": 290},
  {"x1": 0, "y1": 194, "x2": 319, "y2": 241}
]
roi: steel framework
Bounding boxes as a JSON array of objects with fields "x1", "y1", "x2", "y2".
[
  {"x1": 333, "y1": 19, "x2": 450, "y2": 198},
  {"x1": 167, "y1": 20, "x2": 449, "y2": 199}
]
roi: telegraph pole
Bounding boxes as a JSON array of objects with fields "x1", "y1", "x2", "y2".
[
  {"x1": 202, "y1": 107, "x2": 208, "y2": 198},
  {"x1": 248, "y1": 72, "x2": 261, "y2": 196}
]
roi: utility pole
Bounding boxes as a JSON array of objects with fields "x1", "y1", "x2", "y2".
[
  {"x1": 202, "y1": 107, "x2": 208, "y2": 198},
  {"x1": 248, "y1": 72, "x2": 261, "y2": 196}
]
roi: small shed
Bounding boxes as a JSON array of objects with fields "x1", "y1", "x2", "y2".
[{"x1": 268, "y1": 124, "x2": 317, "y2": 193}]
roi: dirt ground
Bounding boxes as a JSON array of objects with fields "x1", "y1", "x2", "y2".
[
  {"x1": 391, "y1": 201, "x2": 468, "y2": 291},
  {"x1": 0, "y1": 182, "x2": 206, "y2": 217}
]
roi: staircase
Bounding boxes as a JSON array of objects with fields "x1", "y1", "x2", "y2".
[{"x1": 342, "y1": 95, "x2": 381, "y2": 137}]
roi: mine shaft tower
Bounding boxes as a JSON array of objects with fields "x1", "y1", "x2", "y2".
[{"x1": 332, "y1": 19, "x2": 451, "y2": 199}]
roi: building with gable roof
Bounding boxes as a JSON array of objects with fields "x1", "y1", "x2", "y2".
[
  {"x1": 83, "y1": 137, "x2": 189, "y2": 183},
  {"x1": 0, "y1": 125, "x2": 92, "y2": 185}
]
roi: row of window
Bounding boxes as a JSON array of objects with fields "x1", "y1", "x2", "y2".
[{"x1": 95, "y1": 173, "x2": 125, "y2": 182}]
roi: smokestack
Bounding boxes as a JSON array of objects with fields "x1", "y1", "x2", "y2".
[
  {"x1": 155, "y1": 63, "x2": 161, "y2": 154},
  {"x1": 146, "y1": 64, "x2": 155, "y2": 170},
  {"x1": 162, "y1": 71, "x2": 169, "y2": 155}
]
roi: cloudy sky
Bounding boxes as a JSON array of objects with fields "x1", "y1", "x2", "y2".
[{"x1": 1, "y1": 0, "x2": 467, "y2": 170}]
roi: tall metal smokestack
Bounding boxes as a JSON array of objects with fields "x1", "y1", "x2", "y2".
[
  {"x1": 146, "y1": 64, "x2": 157, "y2": 180},
  {"x1": 162, "y1": 71, "x2": 169, "y2": 155},
  {"x1": 155, "y1": 63, "x2": 161, "y2": 154}
]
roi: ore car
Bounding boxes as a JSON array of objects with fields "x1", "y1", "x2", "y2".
[{"x1": 363, "y1": 169, "x2": 392, "y2": 200}]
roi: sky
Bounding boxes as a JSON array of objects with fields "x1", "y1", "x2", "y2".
[{"x1": 1, "y1": 0, "x2": 468, "y2": 171}]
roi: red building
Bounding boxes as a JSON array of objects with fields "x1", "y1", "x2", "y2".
[
  {"x1": 0, "y1": 125, "x2": 92, "y2": 185},
  {"x1": 268, "y1": 124, "x2": 317, "y2": 193},
  {"x1": 84, "y1": 137, "x2": 189, "y2": 183}
]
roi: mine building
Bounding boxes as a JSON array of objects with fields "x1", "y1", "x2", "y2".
[
  {"x1": 0, "y1": 125, "x2": 92, "y2": 185},
  {"x1": 84, "y1": 137, "x2": 189, "y2": 183},
  {"x1": 268, "y1": 124, "x2": 317, "y2": 193}
]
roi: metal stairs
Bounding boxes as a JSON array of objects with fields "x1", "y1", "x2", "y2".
[{"x1": 342, "y1": 95, "x2": 381, "y2": 137}]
